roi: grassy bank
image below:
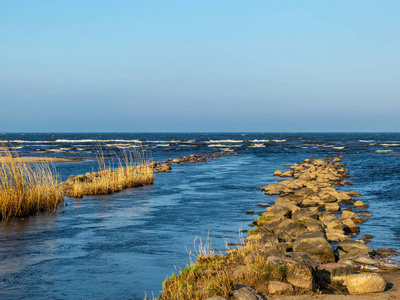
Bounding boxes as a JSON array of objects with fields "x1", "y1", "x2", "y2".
[
  {"x1": 60, "y1": 147, "x2": 154, "y2": 198},
  {"x1": 0, "y1": 142, "x2": 63, "y2": 224}
]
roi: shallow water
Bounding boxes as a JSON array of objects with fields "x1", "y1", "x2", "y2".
[{"x1": 0, "y1": 133, "x2": 400, "y2": 299}]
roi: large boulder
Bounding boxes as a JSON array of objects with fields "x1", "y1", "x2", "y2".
[
  {"x1": 293, "y1": 232, "x2": 335, "y2": 264},
  {"x1": 266, "y1": 256, "x2": 315, "y2": 290},
  {"x1": 353, "y1": 200, "x2": 369, "y2": 209},
  {"x1": 344, "y1": 273, "x2": 386, "y2": 294}
]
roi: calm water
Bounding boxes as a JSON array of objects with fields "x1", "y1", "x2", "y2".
[{"x1": 0, "y1": 132, "x2": 400, "y2": 299}]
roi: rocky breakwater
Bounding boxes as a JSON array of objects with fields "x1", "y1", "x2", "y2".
[
  {"x1": 159, "y1": 156, "x2": 399, "y2": 300},
  {"x1": 150, "y1": 152, "x2": 234, "y2": 173}
]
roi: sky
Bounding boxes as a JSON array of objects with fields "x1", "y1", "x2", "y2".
[{"x1": 0, "y1": 0, "x2": 399, "y2": 132}]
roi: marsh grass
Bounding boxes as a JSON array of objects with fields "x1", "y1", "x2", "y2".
[
  {"x1": 0, "y1": 142, "x2": 63, "y2": 224},
  {"x1": 67, "y1": 145, "x2": 154, "y2": 197}
]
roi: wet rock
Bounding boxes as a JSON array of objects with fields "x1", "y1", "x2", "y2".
[
  {"x1": 353, "y1": 200, "x2": 369, "y2": 209},
  {"x1": 344, "y1": 273, "x2": 386, "y2": 294},
  {"x1": 293, "y1": 232, "x2": 335, "y2": 264},
  {"x1": 318, "y1": 262, "x2": 354, "y2": 284},
  {"x1": 268, "y1": 281, "x2": 293, "y2": 295},
  {"x1": 246, "y1": 210, "x2": 254, "y2": 214},
  {"x1": 232, "y1": 284, "x2": 264, "y2": 300},
  {"x1": 360, "y1": 212, "x2": 373, "y2": 217},
  {"x1": 266, "y1": 256, "x2": 315, "y2": 290}
]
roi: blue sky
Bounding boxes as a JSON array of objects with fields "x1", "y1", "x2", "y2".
[{"x1": 1, "y1": 0, "x2": 399, "y2": 132}]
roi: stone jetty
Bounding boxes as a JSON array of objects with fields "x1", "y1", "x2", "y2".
[{"x1": 160, "y1": 156, "x2": 399, "y2": 299}]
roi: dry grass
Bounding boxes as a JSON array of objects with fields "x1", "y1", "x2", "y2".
[
  {"x1": 65, "y1": 146, "x2": 154, "y2": 197},
  {"x1": 0, "y1": 142, "x2": 63, "y2": 224},
  {"x1": 158, "y1": 233, "x2": 289, "y2": 300}
]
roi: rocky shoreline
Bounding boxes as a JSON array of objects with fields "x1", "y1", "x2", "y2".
[{"x1": 159, "y1": 156, "x2": 400, "y2": 299}]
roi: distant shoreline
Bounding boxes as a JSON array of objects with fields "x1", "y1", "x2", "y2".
[{"x1": 1, "y1": 156, "x2": 86, "y2": 164}]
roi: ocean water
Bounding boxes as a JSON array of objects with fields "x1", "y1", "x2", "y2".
[{"x1": 0, "y1": 132, "x2": 399, "y2": 299}]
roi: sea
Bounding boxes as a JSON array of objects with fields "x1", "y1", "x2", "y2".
[{"x1": 0, "y1": 132, "x2": 399, "y2": 299}]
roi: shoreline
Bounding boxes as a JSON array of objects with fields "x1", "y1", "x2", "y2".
[{"x1": 158, "y1": 156, "x2": 400, "y2": 299}]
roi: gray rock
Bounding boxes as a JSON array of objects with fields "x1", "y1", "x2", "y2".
[
  {"x1": 274, "y1": 219, "x2": 307, "y2": 242},
  {"x1": 338, "y1": 240, "x2": 372, "y2": 254}
]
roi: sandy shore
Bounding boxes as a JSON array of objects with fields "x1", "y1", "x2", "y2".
[{"x1": 0, "y1": 156, "x2": 85, "y2": 163}]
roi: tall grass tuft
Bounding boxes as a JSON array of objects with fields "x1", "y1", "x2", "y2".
[
  {"x1": 65, "y1": 145, "x2": 154, "y2": 197},
  {"x1": 0, "y1": 142, "x2": 63, "y2": 224}
]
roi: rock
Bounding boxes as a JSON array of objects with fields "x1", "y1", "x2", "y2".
[
  {"x1": 320, "y1": 193, "x2": 337, "y2": 203},
  {"x1": 274, "y1": 219, "x2": 307, "y2": 242},
  {"x1": 286, "y1": 252, "x2": 318, "y2": 269},
  {"x1": 264, "y1": 206, "x2": 291, "y2": 219},
  {"x1": 342, "y1": 218, "x2": 360, "y2": 233},
  {"x1": 246, "y1": 210, "x2": 254, "y2": 214},
  {"x1": 341, "y1": 210, "x2": 363, "y2": 223},
  {"x1": 267, "y1": 281, "x2": 293, "y2": 295},
  {"x1": 305, "y1": 220, "x2": 325, "y2": 233},
  {"x1": 325, "y1": 203, "x2": 340, "y2": 212},
  {"x1": 346, "y1": 247, "x2": 371, "y2": 258},
  {"x1": 326, "y1": 232, "x2": 349, "y2": 242},
  {"x1": 337, "y1": 192, "x2": 352, "y2": 202},
  {"x1": 351, "y1": 255, "x2": 379, "y2": 265},
  {"x1": 375, "y1": 248, "x2": 396, "y2": 256},
  {"x1": 318, "y1": 262, "x2": 354, "y2": 284},
  {"x1": 281, "y1": 170, "x2": 295, "y2": 177},
  {"x1": 344, "y1": 273, "x2": 386, "y2": 294},
  {"x1": 232, "y1": 284, "x2": 263, "y2": 300},
  {"x1": 293, "y1": 232, "x2": 335, "y2": 264},
  {"x1": 206, "y1": 297, "x2": 227, "y2": 300},
  {"x1": 323, "y1": 218, "x2": 345, "y2": 235},
  {"x1": 353, "y1": 200, "x2": 369, "y2": 209},
  {"x1": 301, "y1": 196, "x2": 322, "y2": 207},
  {"x1": 277, "y1": 194, "x2": 303, "y2": 206},
  {"x1": 274, "y1": 197, "x2": 300, "y2": 213},
  {"x1": 266, "y1": 256, "x2": 315, "y2": 290},
  {"x1": 294, "y1": 188, "x2": 315, "y2": 197},
  {"x1": 338, "y1": 240, "x2": 372, "y2": 254},
  {"x1": 341, "y1": 180, "x2": 352, "y2": 185},
  {"x1": 273, "y1": 170, "x2": 283, "y2": 176},
  {"x1": 361, "y1": 212, "x2": 373, "y2": 217},
  {"x1": 292, "y1": 209, "x2": 319, "y2": 222},
  {"x1": 347, "y1": 191, "x2": 362, "y2": 197}
]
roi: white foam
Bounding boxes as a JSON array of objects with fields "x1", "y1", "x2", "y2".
[
  {"x1": 381, "y1": 144, "x2": 400, "y2": 147},
  {"x1": 271, "y1": 139, "x2": 286, "y2": 142},
  {"x1": 250, "y1": 139, "x2": 269, "y2": 143},
  {"x1": 249, "y1": 144, "x2": 265, "y2": 148},
  {"x1": 206, "y1": 140, "x2": 243, "y2": 143},
  {"x1": 332, "y1": 147, "x2": 345, "y2": 149},
  {"x1": 375, "y1": 150, "x2": 393, "y2": 153},
  {"x1": 359, "y1": 140, "x2": 374, "y2": 143}
]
